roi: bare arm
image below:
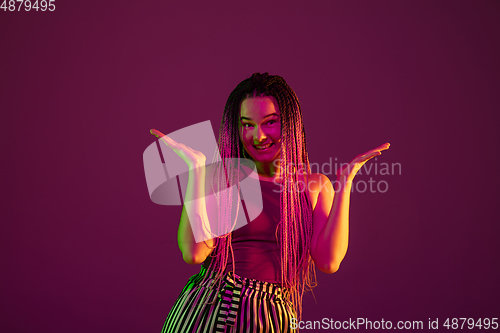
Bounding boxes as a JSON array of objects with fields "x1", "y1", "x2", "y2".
[
  {"x1": 150, "y1": 129, "x2": 214, "y2": 265},
  {"x1": 177, "y1": 165, "x2": 214, "y2": 264},
  {"x1": 310, "y1": 176, "x2": 350, "y2": 274},
  {"x1": 311, "y1": 143, "x2": 390, "y2": 274}
]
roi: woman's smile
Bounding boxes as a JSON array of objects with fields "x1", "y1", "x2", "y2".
[
  {"x1": 253, "y1": 142, "x2": 274, "y2": 151},
  {"x1": 239, "y1": 96, "x2": 281, "y2": 165}
]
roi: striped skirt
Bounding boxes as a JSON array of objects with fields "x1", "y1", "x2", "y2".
[{"x1": 161, "y1": 266, "x2": 296, "y2": 333}]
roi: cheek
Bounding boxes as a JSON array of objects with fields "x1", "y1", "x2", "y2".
[
  {"x1": 271, "y1": 127, "x2": 281, "y2": 142},
  {"x1": 239, "y1": 129, "x2": 252, "y2": 146}
]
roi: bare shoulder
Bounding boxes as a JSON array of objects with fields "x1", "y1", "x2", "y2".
[{"x1": 306, "y1": 173, "x2": 334, "y2": 211}]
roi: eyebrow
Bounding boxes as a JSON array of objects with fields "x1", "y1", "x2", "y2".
[{"x1": 240, "y1": 113, "x2": 280, "y2": 121}]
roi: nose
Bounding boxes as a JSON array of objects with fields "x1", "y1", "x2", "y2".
[{"x1": 253, "y1": 126, "x2": 267, "y2": 144}]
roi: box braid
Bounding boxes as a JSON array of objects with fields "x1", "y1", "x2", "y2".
[{"x1": 204, "y1": 73, "x2": 316, "y2": 319}]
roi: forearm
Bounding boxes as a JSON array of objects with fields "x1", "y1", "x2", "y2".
[
  {"x1": 177, "y1": 166, "x2": 214, "y2": 264},
  {"x1": 314, "y1": 180, "x2": 351, "y2": 273},
  {"x1": 312, "y1": 143, "x2": 390, "y2": 273}
]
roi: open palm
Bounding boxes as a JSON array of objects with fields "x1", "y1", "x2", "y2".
[
  {"x1": 337, "y1": 143, "x2": 390, "y2": 182},
  {"x1": 150, "y1": 129, "x2": 207, "y2": 169}
]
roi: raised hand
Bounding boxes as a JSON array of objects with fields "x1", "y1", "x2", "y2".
[
  {"x1": 150, "y1": 129, "x2": 216, "y2": 257},
  {"x1": 336, "y1": 143, "x2": 390, "y2": 183},
  {"x1": 150, "y1": 129, "x2": 207, "y2": 169}
]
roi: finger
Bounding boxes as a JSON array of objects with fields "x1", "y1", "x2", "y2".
[
  {"x1": 360, "y1": 143, "x2": 390, "y2": 157},
  {"x1": 376, "y1": 142, "x2": 390, "y2": 151},
  {"x1": 150, "y1": 129, "x2": 180, "y2": 148},
  {"x1": 371, "y1": 142, "x2": 390, "y2": 153},
  {"x1": 150, "y1": 129, "x2": 165, "y2": 138},
  {"x1": 353, "y1": 151, "x2": 380, "y2": 163},
  {"x1": 363, "y1": 152, "x2": 380, "y2": 162},
  {"x1": 348, "y1": 156, "x2": 375, "y2": 169}
]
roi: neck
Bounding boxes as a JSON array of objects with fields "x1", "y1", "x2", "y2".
[{"x1": 254, "y1": 159, "x2": 281, "y2": 181}]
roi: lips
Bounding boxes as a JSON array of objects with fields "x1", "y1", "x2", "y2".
[{"x1": 253, "y1": 143, "x2": 274, "y2": 151}]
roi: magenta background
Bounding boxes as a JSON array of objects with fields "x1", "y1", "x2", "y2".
[{"x1": 1, "y1": 1, "x2": 499, "y2": 332}]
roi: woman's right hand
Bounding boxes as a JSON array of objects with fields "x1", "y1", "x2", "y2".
[
  {"x1": 151, "y1": 129, "x2": 214, "y2": 262},
  {"x1": 150, "y1": 129, "x2": 207, "y2": 169}
]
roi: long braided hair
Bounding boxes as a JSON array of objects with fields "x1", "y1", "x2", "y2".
[{"x1": 206, "y1": 72, "x2": 316, "y2": 318}]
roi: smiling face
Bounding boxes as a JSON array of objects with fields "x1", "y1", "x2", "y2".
[{"x1": 239, "y1": 96, "x2": 281, "y2": 164}]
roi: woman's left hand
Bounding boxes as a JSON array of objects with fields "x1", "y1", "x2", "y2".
[{"x1": 336, "y1": 143, "x2": 391, "y2": 183}]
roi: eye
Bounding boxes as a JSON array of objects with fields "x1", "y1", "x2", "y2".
[{"x1": 242, "y1": 123, "x2": 253, "y2": 128}]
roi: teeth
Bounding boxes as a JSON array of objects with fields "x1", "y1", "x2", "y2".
[{"x1": 255, "y1": 143, "x2": 272, "y2": 150}]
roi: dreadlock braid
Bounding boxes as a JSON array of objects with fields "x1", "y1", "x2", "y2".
[{"x1": 203, "y1": 72, "x2": 316, "y2": 319}]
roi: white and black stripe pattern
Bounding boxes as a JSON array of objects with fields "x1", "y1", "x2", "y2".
[{"x1": 161, "y1": 267, "x2": 297, "y2": 333}]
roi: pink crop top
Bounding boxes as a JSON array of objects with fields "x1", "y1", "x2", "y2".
[{"x1": 203, "y1": 179, "x2": 282, "y2": 284}]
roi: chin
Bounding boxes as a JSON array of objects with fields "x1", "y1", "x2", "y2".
[{"x1": 250, "y1": 149, "x2": 281, "y2": 163}]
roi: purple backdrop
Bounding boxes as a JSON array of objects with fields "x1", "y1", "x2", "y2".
[{"x1": 1, "y1": 1, "x2": 499, "y2": 332}]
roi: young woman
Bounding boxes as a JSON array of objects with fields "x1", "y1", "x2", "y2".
[{"x1": 150, "y1": 73, "x2": 390, "y2": 332}]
